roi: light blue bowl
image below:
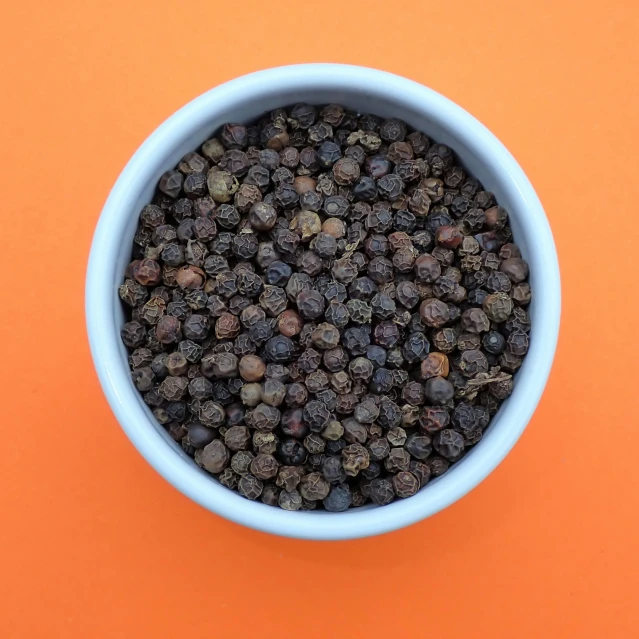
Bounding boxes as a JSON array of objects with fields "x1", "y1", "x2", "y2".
[{"x1": 86, "y1": 64, "x2": 561, "y2": 540}]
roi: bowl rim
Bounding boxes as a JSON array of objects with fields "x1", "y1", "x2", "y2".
[{"x1": 86, "y1": 63, "x2": 561, "y2": 540}]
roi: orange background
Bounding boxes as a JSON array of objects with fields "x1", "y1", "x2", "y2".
[{"x1": 1, "y1": 0, "x2": 638, "y2": 637}]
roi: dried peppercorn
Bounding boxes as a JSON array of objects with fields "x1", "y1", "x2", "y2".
[
  {"x1": 250, "y1": 453, "x2": 279, "y2": 480},
  {"x1": 353, "y1": 399, "x2": 380, "y2": 425},
  {"x1": 402, "y1": 381, "x2": 425, "y2": 406},
  {"x1": 264, "y1": 335, "x2": 296, "y2": 363},
  {"x1": 224, "y1": 425, "x2": 251, "y2": 451},
  {"x1": 425, "y1": 456, "x2": 448, "y2": 477},
  {"x1": 451, "y1": 402, "x2": 478, "y2": 433},
  {"x1": 321, "y1": 301, "x2": 348, "y2": 329},
  {"x1": 366, "y1": 437, "x2": 390, "y2": 461},
  {"x1": 459, "y1": 349, "x2": 489, "y2": 377},
  {"x1": 197, "y1": 439, "x2": 230, "y2": 474},
  {"x1": 369, "y1": 368, "x2": 394, "y2": 394},
  {"x1": 182, "y1": 314, "x2": 209, "y2": 341},
  {"x1": 299, "y1": 472, "x2": 330, "y2": 501},
  {"x1": 402, "y1": 332, "x2": 431, "y2": 363},
  {"x1": 486, "y1": 271, "x2": 512, "y2": 293},
  {"x1": 250, "y1": 403, "x2": 281, "y2": 432},
  {"x1": 303, "y1": 400, "x2": 330, "y2": 432},
  {"x1": 384, "y1": 447, "x2": 411, "y2": 473},
  {"x1": 342, "y1": 444, "x2": 370, "y2": 476},
  {"x1": 296, "y1": 289, "x2": 325, "y2": 320},
  {"x1": 154, "y1": 316, "x2": 182, "y2": 344},
  {"x1": 507, "y1": 329, "x2": 530, "y2": 356},
  {"x1": 511, "y1": 282, "x2": 532, "y2": 305},
  {"x1": 237, "y1": 474, "x2": 263, "y2": 500},
  {"x1": 343, "y1": 326, "x2": 371, "y2": 355},
  {"x1": 323, "y1": 484, "x2": 351, "y2": 512},
  {"x1": 349, "y1": 277, "x2": 379, "y2": 302},
  {"x1": 119, "y1": 279, "x2": 149, "y2": 307},
  {"x1": 322, "y1": 455, "x2": 347, "y2": 484},
  {"x1": 419, "y1": 406, "x2": 450, "y2": 434},
  {"x1": 433, "y1": 429, "x2": 465, "y2": 461},
  {"x1": 361, "y1": 460, "x2": 382, "y2": 480},
  {"x1": 231, "y1": 450, "x2": 254, "y2": 475},
  {"x1": 431, "y1": 327, "x2": 457, "y2": 353},
  {"x1": 259, "y1": 285, "x2": 288, "y2": 317},
  {"x1": 409, "y1": 460, "x2": 431, "y2": 487},
  {"x1": 280, "y1": 408, "x2": 307, "y2": 439},
  {"x1": 276, "y1": 465, "x2": 305, "y2": 493},
  {"x1": 323, "y1": 347, "x2": 348, "y2": 372},
  {"x1": 420, "y1": 352, "x2": 450, "y2": 380},
  {"x1": 305, "y1": 370, "x2": 329, "y2": 393},
  {"x1": 392, "y1": 471, "x2": 420, "y2": 498},
  {"x1": 198, "y1": 400, "x2": 226, "y2": 427},
  {"x1": 238, "y1": 354, "x2": 266, "y2": 382},
  {"x1": 374, "y1": 321, "x2": 401, "y2": 348},
  {"x1": 346, "y1": 299, "x2": 372, "y2": 324},
  {"x1": 218, "y1": 468, "x2": 239, "y2": 490},
  {"x1": 368, "y1": 478, "x2": 395, "y2": 505},
  {"x1": 420, "y1": 298, "x2": 450, "y2": 328},
  {"x1": 277, "y1": 439, "x2": 307, "y2": 466},
  {"x1": 424, "y1": 376, "x2": 455, "y2": 404},
  {"x1": 121, "y1": 321, "x2": 147, "y2": 348}
]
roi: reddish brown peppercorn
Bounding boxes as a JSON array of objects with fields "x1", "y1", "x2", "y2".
[
  {"x1": 175, "y1": 265, "x2": 206, "y2": 290},
  {"x1": 322, "y1": 217, "x2": 346, "y2": 239},
  {"x1": 238, "y1": 354, "x2": 266, "y2": 382},
  {"x1": 435, "y1": 225, "x2": 463, "y2": 248},
  {"x1": 293, "y1": 176, "x2": 317, "y2": 194},
  {"x1": 215, "y1": 312, "x2": 240, "y2": 339},
  {"x1": 277, "y1": 309, "x2": 303, "y2": 337},
  {"x1": 420, "y1": 352, "x2": 450, "y2": 379},
  {"x1": 419, "y1": 298, "x2": 450, "y2": 328},
  {"x1": 133, "y1": 259, "x2": 162, "y2": 286},
  {"x1": 155, "y1": 316, "x2": 181, "y2": 344}
]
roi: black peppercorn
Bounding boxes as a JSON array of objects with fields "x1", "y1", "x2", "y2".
[
  {"x1": 369, "y1": 368, "x2": 394, "y2": 394},
  {"x1": 342, "y1": 326, "x2": 371, "y2": 355},
  {"x1": 322, "y1": 484, "x2": 351, "y2": 512},
  {"x1": 433, "y1": 429, "x2": 465, "y2": 461}
]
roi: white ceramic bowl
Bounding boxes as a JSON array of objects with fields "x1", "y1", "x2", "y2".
[{"x1": 86, "y1": 64, "x2": 561, "y2": 540}]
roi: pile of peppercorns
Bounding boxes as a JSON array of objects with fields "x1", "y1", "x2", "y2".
[{"x1": 119, "y1": 103, "x2": 532, "y2": 511}]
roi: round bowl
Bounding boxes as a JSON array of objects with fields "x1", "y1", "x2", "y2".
[{"x1": 86, "y1": 63, "x2": 561, "y2": 540}]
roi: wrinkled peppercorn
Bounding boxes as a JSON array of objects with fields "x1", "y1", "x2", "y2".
[
  {"x1": 392, "y1": 471, "x2": 420, "y2": 498},
  {"x1": 342, "y1": 444, "x2": 370, "y2": 476},
  {"x1": 434, "y1": 429, "x2": 465, "y2": 461}
]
